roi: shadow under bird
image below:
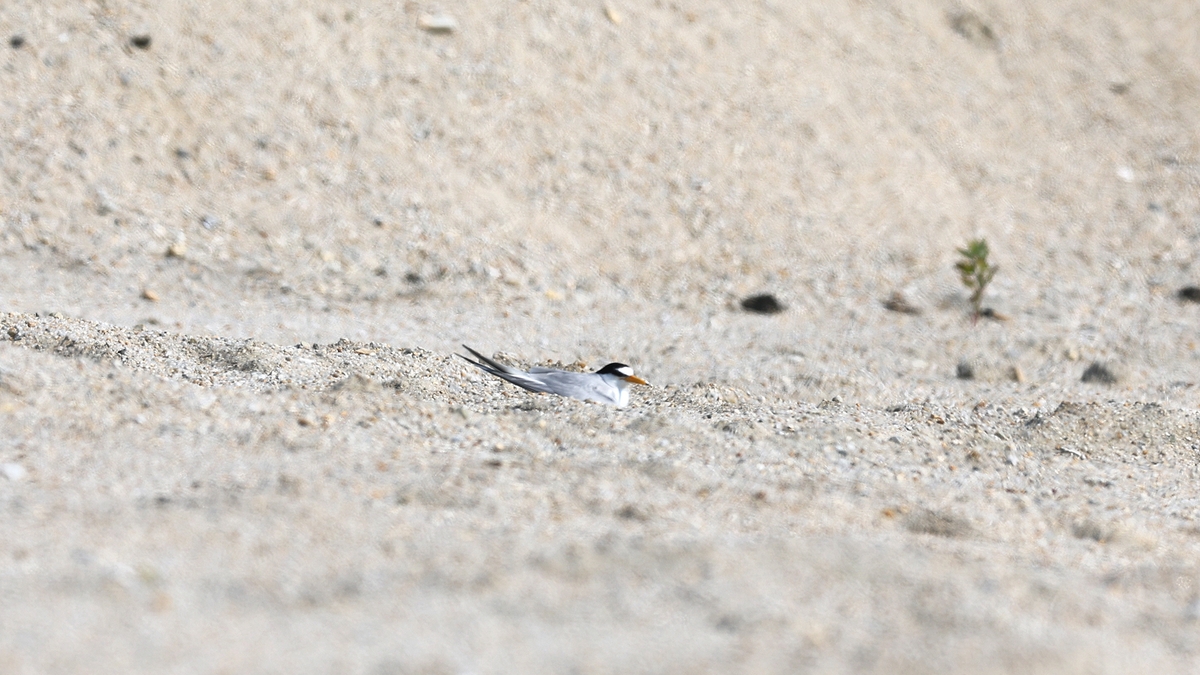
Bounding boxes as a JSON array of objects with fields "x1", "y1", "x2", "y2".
[{"x1": 458, "y1": 345, "x2": 649, "y2": 407}]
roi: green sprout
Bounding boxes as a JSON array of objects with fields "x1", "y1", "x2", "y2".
[{"x1": 955, "y1": 238, "x2": 997, "y2": 321}]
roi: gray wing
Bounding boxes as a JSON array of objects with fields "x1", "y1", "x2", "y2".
[
  {"x1": 459, "y1": 346, "x2": 619, "y2": 403},
  {"x1": 458, "y1": 345, "x2": 561, "y2": 395},
  {"x1": 521, "y1": 370, "x2": 618, "y2": 404}
]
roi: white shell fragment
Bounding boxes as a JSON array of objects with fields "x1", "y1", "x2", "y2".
[
  {"x1": 1, "y1": 463, "x2": 26, "y2": 481},
  {"x1": 418, "y1": 14, "x2": 457, "y2": 33}
]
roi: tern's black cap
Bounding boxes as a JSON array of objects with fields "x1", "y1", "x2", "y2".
[{"x1": 595, "y1": 363, "x2": 633, "y2": 376}]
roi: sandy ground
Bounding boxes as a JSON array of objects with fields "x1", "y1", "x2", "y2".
[{"x1": 3, "y1": 1, "x2": 1200, "y2": 673}]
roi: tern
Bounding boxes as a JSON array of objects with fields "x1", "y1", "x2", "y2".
[{"x1": 458, "y1": 345, "x2": 649, "y2": 407}]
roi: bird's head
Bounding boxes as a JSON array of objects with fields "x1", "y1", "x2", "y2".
[{"x1": 595, "y1": 362, "x2": 649, "y2": 386}]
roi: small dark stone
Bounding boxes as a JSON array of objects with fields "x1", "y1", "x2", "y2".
[
  {"x1": 1081, "y1": 362, "x2": 1117, "y2": 384},
  {"x1": 948, "y1": 11, "x2": 996, "y2": 47},
  {"x1": 1178, "y1": 286, "x2": 1200, "y2": 303},
  {"x1": 740, "y1": 293, "x2": 784, "y2": 314},
  {"x1": 10, "y1": 35, "x2": 26, "y2": 49},
  {"x1": 955, "y1": 361, "x2": 974, "y2": 380},
  {"x1": 882, "y1": 291, "x2": 921, "y2": 315},
  {"x1": 130, "y1": 34, "x2": 152, "y2": 50},
  {"x1": 615, "y1": 504, "x2": 649, "y2": 521}
]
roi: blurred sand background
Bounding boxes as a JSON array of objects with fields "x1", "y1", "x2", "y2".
[{"x1": 3, "y1": 1, "x2": 1200, "y2": 673}]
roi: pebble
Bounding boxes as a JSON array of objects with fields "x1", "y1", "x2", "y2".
[
  {"x1": 1178, "y1": 286, "x2": 1200, "y2": 303},
  {"x1": 418, "y1": 14, "x2": 457, "y2": 33},
  {"x1": 949, "y1": 11, "x2": 995, "y2": 48},
  {"x1": 882, "y1": 291, "x2": 921, "y2": 315},
  {"x1": 142, "y1": 289, "x2": 160, "y2": 302},
  {"x1": 740, "y1": 293, "x2": 785, "y2": 314},
  {"x1": 10, "y1": 35, "x2": 25, "y2": 49},
  {"x1": 1081, "y1": 362, "x2": 1117, "y2": 384},
  {"x1": 130, "y1": 34, "x2": 152, "y2": 50}
]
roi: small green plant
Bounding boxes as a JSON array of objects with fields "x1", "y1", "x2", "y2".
[{"x1": 955, "y1": 238, "x2": 997, "y2": 321}]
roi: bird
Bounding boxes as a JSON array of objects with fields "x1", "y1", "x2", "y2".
[{"x1": 457, "y1": 345, "x2": 649, "y2": 407}]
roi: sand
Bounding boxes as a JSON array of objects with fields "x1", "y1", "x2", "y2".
[{"x1": 3, "y1": 1, "x2": 1200, "y2": 673}]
